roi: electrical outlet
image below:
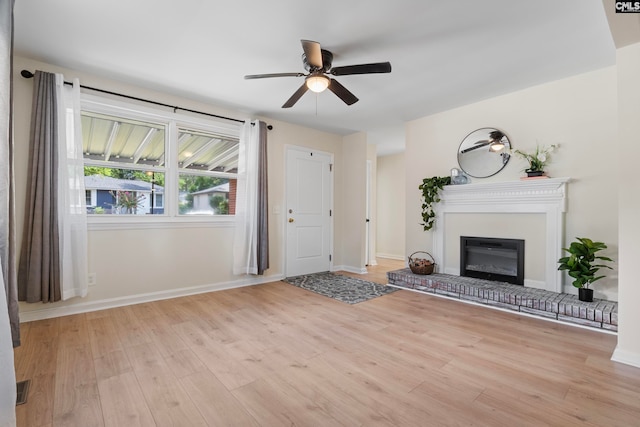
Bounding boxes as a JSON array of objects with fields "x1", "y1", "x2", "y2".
[{"x1": 88, "y1": 273, "x2": 97, "y2": 286}]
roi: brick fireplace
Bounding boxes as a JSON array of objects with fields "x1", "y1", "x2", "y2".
[{"x1": 433, "y1": 177, "x2": 570, "y2": 293}]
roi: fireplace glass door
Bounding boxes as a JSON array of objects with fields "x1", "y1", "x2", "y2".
[{"x1": 460, "y1": 236, "x2": 524, "y2": 285}]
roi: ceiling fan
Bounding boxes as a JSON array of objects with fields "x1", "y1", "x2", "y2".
[{"x1": 244, "y1": 40, "x2": 392, "y2": 108}]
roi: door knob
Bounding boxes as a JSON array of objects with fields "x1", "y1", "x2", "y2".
[{"x1": 288, "y1": 218, "x2": 295, "y2": 223}]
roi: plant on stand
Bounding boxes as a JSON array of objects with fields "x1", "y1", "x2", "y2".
[
  {"x1": 557, "y1": 237, "x2": 613, "y2": 302},
  {"x1": 514, "y1": 144, "x2": 558, "y2": 177}
]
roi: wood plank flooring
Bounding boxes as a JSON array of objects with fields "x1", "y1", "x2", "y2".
[{"x1": 13, "y1": 258, "x2": 640, "y2": 426}]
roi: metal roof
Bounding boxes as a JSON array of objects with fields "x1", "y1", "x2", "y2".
[
  {"x1": 81, "y1": 112, "x2": 239, "y2": 173},
  {"x1": 191, "y1": 182, "x2": 230, "y2": 196}
]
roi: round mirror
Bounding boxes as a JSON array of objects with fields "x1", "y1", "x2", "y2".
[{"x1": 457, "y1": 128, "x2": 511, "y2": 178}]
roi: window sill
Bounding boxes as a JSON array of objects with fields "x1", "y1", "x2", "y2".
[{"x1": 87, "y1": 215, "x2": 235, "y2": 231}]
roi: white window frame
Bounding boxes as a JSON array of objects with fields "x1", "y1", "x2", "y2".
[
  {"x1": 85, "y1": 189, "x2": 97, "y2": 207},
  {"x1": 80, "y1": 94, "x2": 242, "y2": 230},
  {"x1": 154, "y1": 192, "x2": 164, "y2": 209}
]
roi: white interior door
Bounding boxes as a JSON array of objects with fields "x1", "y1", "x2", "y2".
[{"x1": 285, "y1": 147, "x2": 332, "y2": 277}]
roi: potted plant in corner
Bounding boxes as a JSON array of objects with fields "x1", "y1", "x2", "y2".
[{"x1": 557, "y1": 237, "x2": 613, "y2": 302}]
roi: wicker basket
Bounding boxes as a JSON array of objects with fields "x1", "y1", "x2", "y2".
[{"x1": 408, "y1": 251, "x2": 435, "y2": 275}]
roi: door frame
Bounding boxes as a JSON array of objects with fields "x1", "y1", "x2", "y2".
[{"x1": 283, "y1": 145, "x2": 334, "y2": 277}]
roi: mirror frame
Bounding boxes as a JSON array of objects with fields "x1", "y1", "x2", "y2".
[{"x1": 457, "y1": 127, "x2": 511, "y2": 178}]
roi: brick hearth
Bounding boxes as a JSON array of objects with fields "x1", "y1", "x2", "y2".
[{"x1": 387, "y1": 269, "x2": 617, "y2": 332}]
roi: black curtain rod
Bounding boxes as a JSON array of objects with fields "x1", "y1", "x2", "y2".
[{"x1": 20, "y1": 70, "x2": 273, "y2": 130}]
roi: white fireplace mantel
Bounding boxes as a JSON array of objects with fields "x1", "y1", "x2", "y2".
[{"x1": 433, "y1": 177, "x2": 570, "y2": 293}]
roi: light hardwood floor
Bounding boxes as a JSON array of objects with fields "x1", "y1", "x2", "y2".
[{"x1": 13, "y1": 259, "x2": 640, "y2": 426}]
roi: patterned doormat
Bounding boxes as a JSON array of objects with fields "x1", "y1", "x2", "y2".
[{"x1": 283, "y1": 271, "x2": 398, "y2": 304}]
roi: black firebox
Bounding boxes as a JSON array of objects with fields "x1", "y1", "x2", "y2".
[{"x1": 460, "y1": 236, "x2": 524, "y2": 285}]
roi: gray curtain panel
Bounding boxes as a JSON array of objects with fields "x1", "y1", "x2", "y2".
[
  {"x1": 1, "y1": 0, "x2": 20, "y2": 346},
  {"x1": 256, "y1": 121, "x2": 269, "y2": 275},
  {"x1": 17, "y1": 71, "x2": 61, "y2": 303}
]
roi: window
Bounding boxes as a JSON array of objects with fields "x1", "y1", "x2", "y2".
[
  {"x1": 85, "y1": 190, "x2": 95, "y2": 207},
  {"x1": 177, "y1": 128, "x2": 238, "y2": 216},
  {"x1": 79, "y1": 95, "x2": 240, "y2": 221}
]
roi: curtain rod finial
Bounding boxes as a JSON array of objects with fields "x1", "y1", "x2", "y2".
[{"x1": 20, "y1": 70, "x2": 34, "y2": 79}]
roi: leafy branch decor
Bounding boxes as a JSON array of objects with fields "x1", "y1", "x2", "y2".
[{"x1": 419, "y1": 176, "x2": 451, "y2": 231}]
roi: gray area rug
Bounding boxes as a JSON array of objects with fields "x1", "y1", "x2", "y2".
[{"x1": 284, "y1": 271, "x2": 398, "y2": 304}]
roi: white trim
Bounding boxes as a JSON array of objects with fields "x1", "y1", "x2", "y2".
[
  {"x1": 433, "y1": 177, "x2": 570, "y2": 293},
  {"x1": 611, "y1": 347, "x2": 640, "y2": 368},
  {"x1": 19, "y1": 274, "x2": 284, "y2": 323},
  {"x1": 376, "y1": 253, "x2": 406, "y2": 261},
  {"x1": 333, "y1": 265, "x2": 368, "y2": 274}
]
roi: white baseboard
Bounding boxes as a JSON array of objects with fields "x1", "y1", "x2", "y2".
[
  {"x1": 611, "y1": 347, "x2": 640, "y2": 369},
  {"x1": 332, "y1": 265, "x2": 368, "y2": 274},
  {"x1": 19, "y1": 274, "x2": 285, "y2": 323},
  {"x1": 376, "y1": 253, "x2": 405, "y2": 261}
]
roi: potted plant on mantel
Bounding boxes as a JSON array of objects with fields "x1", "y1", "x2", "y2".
[
  {"x1": 514, "y1": 144, "x2": 559, "y2": 177},
  {"x1": 557, "y1": 237, "x2": 613, "y2": 302}
]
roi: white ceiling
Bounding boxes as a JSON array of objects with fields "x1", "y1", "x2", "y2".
[{"x1": 14, "y1": 0, "x2": 615, "y2": 155}]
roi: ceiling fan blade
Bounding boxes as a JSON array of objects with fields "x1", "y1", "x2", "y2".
[
  {"x1": 301, "y1": 39, "x2": 323, "y2": 69},
  {"x1": 330, "y1": 62, "x2": 392, "y2": 76},
  {"x1": 460, "y1": 141, "x2": 491, "y2": 153},
  {"x1": 282, "y1": 83, "x2": 309, "y2": 108},
  {"x1": 245, "y1": 72, "x2": 304, "y2": 79},
  {"x1": 327, "y1": 79, "x2": 358, "y2": 106}
]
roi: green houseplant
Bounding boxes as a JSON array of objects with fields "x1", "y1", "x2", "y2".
[
  {"x1": 419, "y1": 176, "x2": 451, "y2": 231},
  {"x1": 513, "y1": 144, "x2": 558, "y2": 177},
  {"x1": 557, "y1": 237, "x2": 613, "y2": 302}
]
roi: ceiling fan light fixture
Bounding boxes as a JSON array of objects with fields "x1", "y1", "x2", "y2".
[
  {"x1": 489, "y1": 141, "x2": 505, "y2": 152},
  {"x1": 306, "y1": 74, "x2": 330, "y2": 93}
]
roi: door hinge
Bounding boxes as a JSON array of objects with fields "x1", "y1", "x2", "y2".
[
  {"x1": 329, "y1": 254, "x2": 332, "y2": 262},
  {"x1": 329, "y1": 209, "x2": 332, "y2": 217},
  {"x1": 329, "y1": 163, "x2": 333, "y2": 172}
]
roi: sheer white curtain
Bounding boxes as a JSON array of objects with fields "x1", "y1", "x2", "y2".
[
  {"x1": 1, "y1": 0, "x2": 18, "y2": 423},
  {"x1": 57, "y1": 75, "x2": 88, "y2": 300},
  {"x1": 233, "y1": 120, "x2": 260, "y2": 275}
]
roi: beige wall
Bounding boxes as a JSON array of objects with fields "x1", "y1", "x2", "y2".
[
  {"x1": 613, "y1": 41, "x2": 640, "y2": 366},
  {"x1": 406, "y1": 66, "x2": 619, "y2": 300},
  {"x1": 339, "y1": 132, "x2": 367, "y2": 272},
  {"x1": 376, "y1": 153, "x2": 406, "y2": 260},
  {"x1": 13, "y1": 56, "x2": 354, "y2": 318}
]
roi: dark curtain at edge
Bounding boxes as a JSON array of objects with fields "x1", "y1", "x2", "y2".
[
  {"x1": 1, "y1": 0, "x2": 20, "y2": 346},
  {"x1": 17, "y1": 71, "x2": 61, "y2": 303},
  {"x1": 256, "y1": 121, "x2": 269, "y2": 275}
]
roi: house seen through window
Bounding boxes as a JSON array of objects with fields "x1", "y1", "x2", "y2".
[{"x1": 81, "y1": 107, "x2": 239, "y2": 217}]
